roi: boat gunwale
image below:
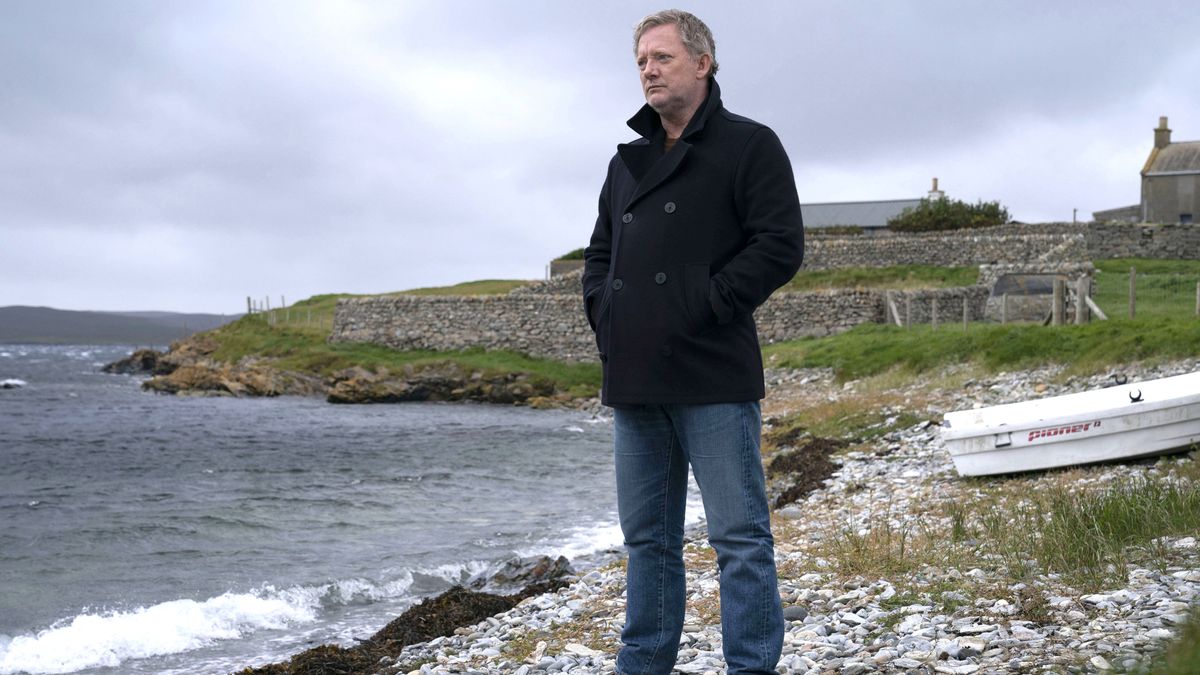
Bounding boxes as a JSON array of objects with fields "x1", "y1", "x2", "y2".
[{"x1": 940, "y1": 372, "x2": 1200, "y2": 441}]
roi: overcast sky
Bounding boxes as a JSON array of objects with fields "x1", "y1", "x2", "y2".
[{"x1": 2, "y1": 0, "x2": 1197, "y2": 314}]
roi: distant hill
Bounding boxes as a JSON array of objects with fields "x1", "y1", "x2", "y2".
[{"x1": 0, "y1": 306, "x2": 240, "y2": 345}]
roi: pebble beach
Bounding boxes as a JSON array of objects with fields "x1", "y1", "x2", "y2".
[{"x1": 354, "y1": 358, "x2": 1200, "y2": 675}]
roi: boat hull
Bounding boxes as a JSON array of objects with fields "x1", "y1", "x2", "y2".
[{"x1": 941, "y1": 371, "x2": 1200, "y2": 476}]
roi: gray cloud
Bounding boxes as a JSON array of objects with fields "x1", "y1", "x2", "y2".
[{"x1": 1, "y1": 0, "x2": 1197, "y2": 312}]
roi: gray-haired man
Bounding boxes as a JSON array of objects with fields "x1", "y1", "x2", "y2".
[{"x1": 583, "y1": 9, "x2": 804, "y2": 675}]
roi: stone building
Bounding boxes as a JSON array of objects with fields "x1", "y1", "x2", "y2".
[{"x1": 1094, "y1": 116, "x2": 1200, "y2": 224}]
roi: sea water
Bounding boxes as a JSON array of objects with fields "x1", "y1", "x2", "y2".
[{"x1": 0, "y1": 345, "x2": 688, "y2": 674}]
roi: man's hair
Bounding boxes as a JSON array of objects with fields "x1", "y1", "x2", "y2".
[{"x1": 633, "y1": 9, "x2": 719, "y2": 78}]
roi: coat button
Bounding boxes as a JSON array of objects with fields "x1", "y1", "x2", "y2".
[
  {"x1": 654, "y1": 272, "x2": 667, "y2": 285},
  {"x1": 664, "y1": 202, "x2": 676, "y2": 213},
  {"x1": 612, "y1": 279, "x2": 624, "y2": 290},
  {"x1": 660, "y1": 345, "x2": 673, "y2": 357},
  {"x1": 622, "y1": 213, "x2": 633, "y2": 223}
]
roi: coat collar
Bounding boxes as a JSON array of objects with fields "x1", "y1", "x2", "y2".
[
  {"x1": 625, "y1": 78, "x2": 723, "y2": 142},
  {"x1": 617, "y1": 79, "x2": 722, "y2": 205}
]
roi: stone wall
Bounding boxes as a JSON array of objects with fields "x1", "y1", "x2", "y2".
[
  {"x1": 332, "y1": 222, "x2": 1196, "y2": 363},
  {"x1": 1086, "y1": 222, "x2": 1200, "y2": 260},
  {"x1": 329, "y1": 286, "x2": 990, "y2": 363},
  {"x1": 803, "y1": 230, "x2": 1086, "y2": 270},
  {"x1": 803, "y1": 221, "x2": 1198, "y2": 268}
]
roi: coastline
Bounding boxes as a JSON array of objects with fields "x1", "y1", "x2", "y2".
[
  {"x1": 236, "y1": 358, "x2": 1200, "y2": 674},
  {"x1": 103, "y1": 341, "x2": 599, "y2": 410}
]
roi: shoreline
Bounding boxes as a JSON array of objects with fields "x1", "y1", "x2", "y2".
[
  {"x1": 102, "y1": 343, "x2": 603, "y2": 410},
  {"x1": 240, "y1": 358, "x2": 1200, "y2": 674}
]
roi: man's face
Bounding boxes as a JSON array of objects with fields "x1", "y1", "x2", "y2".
[{"x1": 636, "y1": 23, "x2": 711, "y2": 121}]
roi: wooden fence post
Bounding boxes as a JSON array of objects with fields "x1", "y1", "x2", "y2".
[
  {"x1": 905, "y1": 296, "x2": 912, "y2": 329},
  {"x1": 1001, "y1": 293, "x2": 1008, "y2": 324},
  {"x1": 1195, "y1": 281, "x2": 1199, "y2": 317},
  {"x1": 931, "y1": 295, "x2": 939, "y2": 331},
  {"x1": 247, "y1": 296, "x2": 253, "y2": 315},
  {"x1": 886, "y1": 291, "x2": 903, "y2": 327},
  {"x1": 1052, "y1": 279, "x2": 1064, "y2": 326},
  {"x1": 1075, "y1": 277, "x2": 1088, "y2": 324},
  {"x1": 1128, "y1": 267, "x2": 1136, "y2": 319},
  {"x1": 962, "y1": 294, "x2": 969, "y2": 332}
]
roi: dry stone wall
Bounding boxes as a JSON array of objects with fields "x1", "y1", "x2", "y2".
[
  {"x1": 805, "y1": 222, "x2": 1198, "y2": 269},
  {"x1": 1086, "y1": 222, "x2": 1200, "y2": 260},
  {"x1": 330, "y1": 286, "x2": 989, "y2": 363},
  {"x1": 330, "y1": 223, "x2": 1196, "y2": 363},
  {"x1": 803, "y1": 230, "x2": 1086, "y2": 270}
]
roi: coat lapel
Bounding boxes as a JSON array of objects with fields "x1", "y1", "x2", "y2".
[
  {"x1": 621, "y1": 141, "x2": 689, "y2": 210},
  {"x1": 615, "y1": 80, "x2": 723, "y2": 211}
]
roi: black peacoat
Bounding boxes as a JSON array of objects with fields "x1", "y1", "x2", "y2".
[{"x1": 583, "y1": 80, "x2": 804, "y2": 406}]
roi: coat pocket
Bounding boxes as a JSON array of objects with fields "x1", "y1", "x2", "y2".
[
  {"x1": 683, "y1": 262, "x2": 714, "y2": 333},
  {"x1": 590, "y1": 284, "x2": 613, "y2": 355}
]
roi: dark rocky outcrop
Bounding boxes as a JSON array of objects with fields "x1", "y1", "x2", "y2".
[
  {"x1": 101, "y1": 348, "x2": 176, "y2": 375},
  {"x1": 103, "y1": 336, "x2": 583, "y2": 407},
  {"x1": 465, "y1": 554, "x2": 574, "y2": 591},
  {"x1": 325, "y1": 364, "x2": 556, "y2": 406}
]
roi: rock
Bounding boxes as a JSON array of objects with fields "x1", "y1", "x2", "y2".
[
  {"x1": 563, "y1": 643, "x2": 602, "y2": 657},
  {"x1": 467, "y1": 555, "x2": 573, "y2": 591},
  {"x1": 102, "y1": 348, "x2": 174, "y2": 375},
  {"x1": 935, "y1": 665, "x2": 979, "y2": 675},
  {"x1": 784, "y1": 605, "x2": 809, "y2": 621}
]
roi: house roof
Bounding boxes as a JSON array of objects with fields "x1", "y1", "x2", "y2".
[
  {"x1": 801, "y1": 198, "x2": 921, "y2": 229},
  {"x1": 1144, "y1": 140, "x2": 1200, "y2": 175}
]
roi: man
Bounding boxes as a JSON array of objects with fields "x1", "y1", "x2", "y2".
[{"x1": 582, "y1": 9, "x2": 804, "y2": 675}]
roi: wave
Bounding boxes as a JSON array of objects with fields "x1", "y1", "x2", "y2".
[{"x1": 0, "y1": 575, "x2": 415, "y2": 675}]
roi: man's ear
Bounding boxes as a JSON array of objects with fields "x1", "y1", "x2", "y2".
[{"x1": 696, "y1": 53, "x2": 712, "y2": 80}]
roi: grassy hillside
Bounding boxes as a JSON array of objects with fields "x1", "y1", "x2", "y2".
[{"x1": 192, "y1": 259, "x2": 1200, "y2": 398}]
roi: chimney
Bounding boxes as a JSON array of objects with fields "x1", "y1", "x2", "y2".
[
  {"x1": 928, "y1": 177, "x2": 945, "y2": 200},
  {"x1": 1155, "y1": 116, "x2": 1172, "y2": 149}
]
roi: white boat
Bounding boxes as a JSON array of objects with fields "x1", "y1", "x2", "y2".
[{"x1": 941, "y1": 371, "x2": 1200, "y2": 476}]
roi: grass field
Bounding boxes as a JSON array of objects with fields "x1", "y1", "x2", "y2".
[
  {"x1": 1093, "y1": 258, "x2": 1200, "y2": 320},
  {"x1": 782, "y1": 264, "x2": 979, "y2": 292}
]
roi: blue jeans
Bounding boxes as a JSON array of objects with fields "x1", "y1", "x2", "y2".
[{"x1": 613, "y1": 402, "x2": 783, "y2": 675}]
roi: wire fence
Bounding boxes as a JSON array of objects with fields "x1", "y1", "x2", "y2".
[
  {"x1": 1093, "y1": 268, "x2": 1200, "y2": 320},
  {"x1": 247, "y1": 296, "x2": 335, "y2": 331}
]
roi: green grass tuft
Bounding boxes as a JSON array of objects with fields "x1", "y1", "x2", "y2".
[
  {"x1": 783, "y1": 264, "x2": 979, "y2": 292},
  {"x1": 765, "y1": 317, "x2": 1200, "y2": 382},
  {"x1": 399, "y1": 279, "x2": 529, "y2": 296}
]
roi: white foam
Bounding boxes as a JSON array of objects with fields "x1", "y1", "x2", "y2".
[
  {"x1": 322, "y1": 573, "x2": 413, "y2": 605},
  {"x1": 521, "y1": 478, "x2": 706, "y2": 562},
  {"x1": 1, "y1": 379, "x2": 26, "y2": 388},
  {"x1": 0, "y1": 586, "x2": 325, "y2": 675},
  {"x1": 421, "y1": 559, "x2": 493, "y2": 584}
]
